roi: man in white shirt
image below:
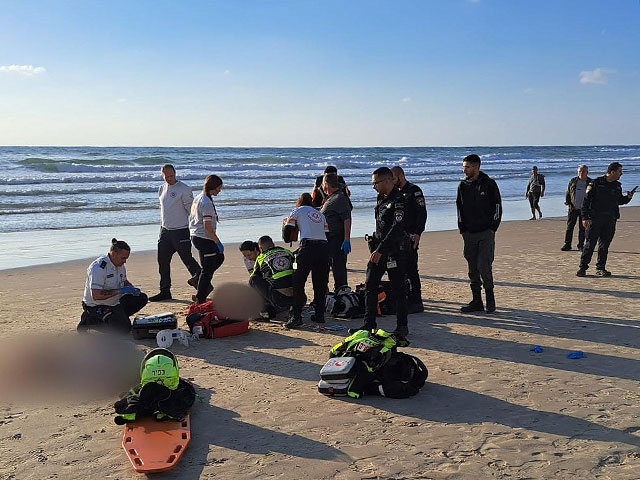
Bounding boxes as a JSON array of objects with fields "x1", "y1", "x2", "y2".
[{"x1": 149, "y1": 164, "x2": 201, "y2": 302}]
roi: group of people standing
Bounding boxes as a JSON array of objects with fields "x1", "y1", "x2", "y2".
[{"x1": 79, "y1": 156, "x2": 635, "y2": 336}]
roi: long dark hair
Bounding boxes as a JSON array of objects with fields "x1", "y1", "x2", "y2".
[
  {"x1": 296, "y1": 192, "x2": 313, "y2": 207},
  {"x1": 203, "y1": 175, "x2": 223, "y2": 198}
]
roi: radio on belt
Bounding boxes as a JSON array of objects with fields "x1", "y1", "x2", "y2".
[{"x1": 132, "y1": 312, "x2": 177, "y2": 339}]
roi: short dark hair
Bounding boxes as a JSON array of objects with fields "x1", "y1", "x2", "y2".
[
  {"x1": 323, "y1": 173, "x2": 340, "y2": 189},
  {"x1": 532, "y1": 166, "x2": 538, "y2": 171},
  {"x1": 323, "y1": 166, "x2": 337, "y2": 174},
  {"x1": 372, "y1": 167, "x2": 393, "y2": 178},
  {"x1": 161, "y1": 164, "x2": 175, "y2": 172},
  {"x1": 239, "y1": 240, "x2": 259, "y2": 252},
  {"x1": 607, "y1": 162, "x2": 622, "y2": 174},
  {"x1": 391, "y1": 166, "x2": 405, "y2": 176},
  {"x1": 110, "y1": 238, "x2": 131, "y2": 252},
  {"x1": 258, "y1": 236, "x2": 274, "y2": 250},
  {"x1": 463, "y1": 154, "x2": 481, "y2": 165}
]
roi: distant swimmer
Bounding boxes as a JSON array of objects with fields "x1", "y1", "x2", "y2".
[
  {"x1": 577, "y1": 162, "x2": 635, "y2": 277},
  {"x1": 189, "y1": 175, "x2": 225, "y2": 304},
  {"x1": 239, "y1": 240, "x2": 260, "y2": 274},
  {"x1": 149, "y1": 164, "x2": 201, "y2": 302},
  {"x1": 526, "y1": 166, "x2": 545, "y2": 220},
  {"x1": 561, "y1": 165, "x2": 591, "y2": 251},
  {"x1": 456, "y1": 154, "x2": 502, "y2": 313},
  {"x1": 78, "y1": 238, "x2": 148, "y2": 333}
]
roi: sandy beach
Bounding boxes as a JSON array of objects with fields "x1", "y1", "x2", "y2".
[{"x1": 1, "y1": 207, "x2": 639, "y2": 479}]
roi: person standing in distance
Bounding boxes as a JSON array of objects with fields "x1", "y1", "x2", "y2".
[
  {"x1": 576, "y1": 162, "x2": 635, "y2": 277},
  {"x1": 561, "y1": 165, "x2": 591, "y2": 251},
  {"x1": 391, "y1": 166, "x2": 427, "y2": 314},
  {"x1": 189, "y1": 175, "x2": 225, "y2": 304},
  {"x1": 311, "y1": 165, "x2": 350, "y2": 207},
  {"x1": 526, "y1": 166, "x2": 545, "y2": 220},
  {"x1": 78, "y1": 238, "x2": 148, "y2": 333},
  {"x1": 349, "y1": 167, "x2": 410, "y2": 337},
  {"x1": 149, "y1": 164, "x2": 202, "y2": 302},
  {"x1": 456, "y1": 154, "x2": 502, "y2": 313},
  {"x1": 320, "y1": 173, "x2": 352, "y2": 292}
]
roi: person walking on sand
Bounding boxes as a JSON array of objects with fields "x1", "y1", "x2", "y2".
[
  {"x1": 189, "y1": 175, "x2": 225, "y2": 304},
  {"x1": 561, "y1": 165, "x2": 591, "y2": 251},
  {"x1": 456, "y1": 154, "x2": 502, "y2": 313},
  {"x1": 149, "y1": 164, "x2": 201, "y2": 302},
  {"x1": 526, "y1": 166, "x2": 545, "y2": 220},
  {"x1": 576, "y1": 162, "x2": 636, "y2": 277}
]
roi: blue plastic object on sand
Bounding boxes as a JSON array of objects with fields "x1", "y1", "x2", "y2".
[
  {"x1": 567, "y1": 351, "x2": 586, "y2": 359},
  {"x1": 530, "y1": 345, "x2": 543, "y2": 353}
]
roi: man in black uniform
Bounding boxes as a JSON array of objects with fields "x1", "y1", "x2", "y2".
[
  {"x1": 391, "y1": 166, "x2": 427, "y2": 313},
  {"x1": 311, "y1": 165, "x2": 350, "y2": 207},
  {"x1": 249, "y1": 236, "x2": 295, "y2": 318},
  {"x1": 456, "y1": 154, "x2": 502, "y2": 313},
  {"x1": 577, "y1": 162, "x2": 635, "y2": 277},
  {"x1": 349, "y1": 167, "x2": 410, "y2": 337}
]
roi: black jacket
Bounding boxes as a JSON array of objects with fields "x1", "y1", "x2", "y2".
[
  {"x1": 456, "y1": 171, "x2": 502, "y2": 234},
  {"x1": 374, "y1": 188, "x2": 410, "y2": 254},
  {"x1": 399, "y1": 181, "x2": 427, "y2": 236},
  {"x1": 565, "y1": 175, "x2": 592, "y2": 209},
  {"x1": 582, "y1": 175, "x2": 631, "y2": 221}
]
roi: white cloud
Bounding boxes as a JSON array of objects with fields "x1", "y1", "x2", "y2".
[
  {"x1": 523, "y1": 88, "x2": 535, "y2": 95},
  {"x1": 0, "y1": 64, "x2": 46, "y2": 76},
  {"x1": 579, "y1": 68, "x2": 615, "y2": 85},
  {"x1": 402, "y1": 96, "x2": 412, "y2": 103},
  {"x1": 223, "y1": 69, "x2": 231, "y2": 75}
]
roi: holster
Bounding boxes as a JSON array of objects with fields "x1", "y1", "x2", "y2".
[{"x1": 365, "y1": 233, "x2": 380, "y2": 253}]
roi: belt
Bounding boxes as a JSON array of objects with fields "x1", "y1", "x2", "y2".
[{"x1": 300, "y1": 239, "x2": 327, "y2": 245}]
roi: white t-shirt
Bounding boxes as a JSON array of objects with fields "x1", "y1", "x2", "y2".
[
  {"x1": 189, "y1": 192, "x2": 218, "y2": 239},
  {"x1": 244, "y1": 257, "x2": 255, "y2": 274},
  {"x1": 159, "y1": 180, "x2": 194, "y2": 229},
  {"x1": 286, "y1": 206, "x2": 328, "y2": 241},
  {"x1": 82, "y1": 254, "x2": 127, "y2": 307}
]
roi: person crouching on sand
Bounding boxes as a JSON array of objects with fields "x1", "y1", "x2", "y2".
[
  {"x1": 189, "y1": 175, "x2": 225, "y2": 304},
  {"x1": 78, "y1": 238, "x2": 148, "y2": 333}
]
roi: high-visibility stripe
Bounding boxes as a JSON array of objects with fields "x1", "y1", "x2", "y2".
[{"x1": 272, "y1": 270, "x2": 293, "y2": 280}]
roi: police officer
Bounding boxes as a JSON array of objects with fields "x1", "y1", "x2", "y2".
[
  {"x1": 456, "y1": 154, "x2": 502, "y2": 313},
  {"x1": 249, "y1": 235, "x2": 295, "y2": 318},
  {"x1": 391, "y1": 166, "x2": 427, "y2": 313},
  {"x1": 577, "y1": 162, "x2": 635, "y2": 277},
  {"x1": 78, "y1": 238, "x2": 148, "y2": 333},
  {"x1": 349, "y1": 167, "x2": 410, "y2": 337},
  {"x1": 149, "y1": 164, "x2": 201, "y2": 302}
]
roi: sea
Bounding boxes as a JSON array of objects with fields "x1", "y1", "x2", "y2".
[{"x1": 1, "y1": 146, "x2": 639, "y2": 270}]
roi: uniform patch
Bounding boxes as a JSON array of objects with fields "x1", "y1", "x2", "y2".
[
  {"x1": 308, "y1": 211, "x2": 324, "y2": 223},
  {"x1": 273, "y1": 256, "x2": 291, "y2": 271},
  {"x1": 99, "y1": 261, "x2": 107, "y2": 269},
  {"x1": 106, "y1": 274, "x2": 114, "y2": 278},
  {"x1": 170, "y1": 192, "x2": 177, "y2": 198},
  {"x1": 417, "y1": 197, "x2": 425, "y2": 207},
  {"x1": 394, "y1": 210, "x2": 404, "y2": 222},
  {"x1": 414, "y1": 191, "x2": 421, "y2": 197}
]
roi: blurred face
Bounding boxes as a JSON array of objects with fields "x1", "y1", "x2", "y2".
[
  {"x1": 577, "y1": 167, "x2": 588, "y2": 180},
  {"x1": 209, "y1": 184, "x2": 223, "y2": 196},
  {"x1": 321, "y1": 180, "x2": 330, "y2": 195},
  {"x1": 462, "y1": 161, "x2": 479, "y2": 180},
  {"x1": 241, "y1": 249, "x2": 258, "y2": 262},
  {"x1": 608, "y1": 167, "x2": 623, "y2": 181},
  {"x1": 162, "y1": 168, "x2": 177, "y2": 185},
  {"x1": 532, "y1": 168, "x2": 538, "y2": 174},
  {"x1": 109, "y1": 249, "x2": 130, "y2": 267},
  {"x1": 372, "y1": 174, "x2": 392, "y2": 195}
]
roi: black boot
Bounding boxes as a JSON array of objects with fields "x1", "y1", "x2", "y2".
[
  {"x1": 485, "y1": 288, "x2": 496, "y2": 313},
  {"x1": 461, "y1": 288, "x2": 484, "y2": 313}
]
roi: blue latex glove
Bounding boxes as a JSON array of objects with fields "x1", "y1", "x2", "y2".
[
  {"x1": 341, "y1": 240, "x2": 351, "y2": 255},
  {"x1": 119, "y1": 285, "x2": 136, "y2": 295},
  {"x1": 216, "y1": 242, "x2": 224, "y2": 254}
]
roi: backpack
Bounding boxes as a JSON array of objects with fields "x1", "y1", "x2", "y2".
[
  {"x1": 326, "y1": 286, "x2": 364, "y2": 319},
  {"x1": 185, "y1": 301, "x2": 250, "y2": 339},
  {"x1": 363, "y1": 352, "x2": 428, "y2": 398}
]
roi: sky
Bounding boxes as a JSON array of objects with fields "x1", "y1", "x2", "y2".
[{"x1": 0, "y1": 0, "x2": 639, "y2": 147}]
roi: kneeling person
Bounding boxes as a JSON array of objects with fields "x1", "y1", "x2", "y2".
[
  {"x1": 249, "y1": 236, "x2": 295, "y2": 318},
  {"x1": 78, "y1": 238, "x2": 148, "y2": 333}
]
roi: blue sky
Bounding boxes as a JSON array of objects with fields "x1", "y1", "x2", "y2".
[{"x1": 0, "y1": 0, "x2": 638, "y2": 146}]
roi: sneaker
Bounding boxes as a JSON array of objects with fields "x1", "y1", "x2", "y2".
[
  {"x1": 460, "y1": 300, "x2": 484, "y2": 313},
  {"x1": 560, "y1": 245, "x2": 572, "y2": 251},
  {"x1": 347, "y1": 324, "x2": 376, "y2": 335},
  {"x1": 284, "y1": 316, "x2": 303, "y2": 329},
  {"x1": 576, "y1": 268, "x2": 587, "y2": 277},
  {"x1": 191, "y1": 284, "x2": 214, "y2": 304},
  {"x1": 149, "y1": 291, "x2": 172, "y2": 302},
  {"x1": 595, "y1": 269, "x2": 611, "y2": 277},
  {"x1": 187, "y1": 275, "x2": 199, "y2": 289}
]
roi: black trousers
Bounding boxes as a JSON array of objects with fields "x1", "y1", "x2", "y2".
[
  {"x1": 405, "y1": 246, "x2": 421, "y2": 303},
  {"x1": 564, "y1": 208, "x2": 585, "y2": 248},
  {"x1": 528, "y1": 191, "x2": 541, "y2": 211},
  {"x1": 363, "y1": 250, "x2": 408, "y2": 329},
  {"x1": 191, "y1": 236, "x2": 225, "y2": 303},
  {"x1": 292, "y1": 240, "x2": 329, "y2": 319},
  {"x1": 579, "y1": 216, "x2": 617, "y2": 270},
  {"x1": 158, "y1": 227, "x2": 201, "y2": 292},
  {"x1": 327, "y1": 234, "x2": 348, "y2": 291},
  {"x1": 78, "y1": 293, "x2": 148, "y2": 333},
  {"x1": 462, "y1": 229, "x2": 495, "y2": 291},
  {"x1": 249, "y1": 275, "x2": 293, "y2": 311}
]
